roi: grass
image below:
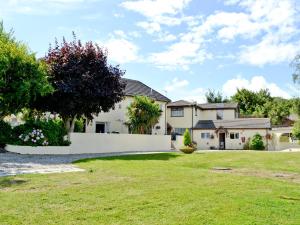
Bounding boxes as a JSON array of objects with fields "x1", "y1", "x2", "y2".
[{"x1": 1, "y1": 151, "x2": 300, "y2": 225}]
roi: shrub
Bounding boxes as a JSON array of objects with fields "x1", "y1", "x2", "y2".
[
  {"x1": 250, "y1": 134, "x2": 265, "y2": 150},
  {"x1": 183, "y1": 129, "x2": 192, "y2": 146},
  {"x1": 0, "y1": 120, "x2": 12, "y2": 148},
  {"x1": 180, "y1": 129, "x2": 196, "y2": 154},
  {"x1": 292, "y1": 121, "x2": 300, "y2": 140},
  {"x1": 11, "y1": 119, "x2": 69, "y2": 146},
  {"x1": 18, "y1": 128, "x2": 48, "y2": 146},
  {"x1": 74, "y1": 118, "x2": 85, "y2": 133}
]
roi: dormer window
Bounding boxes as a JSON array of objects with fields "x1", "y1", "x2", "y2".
[
  {"x1": 216, "y1": 109, "x2": 223, "y2": 120},
  {"x1": 171, "y1": 107, "x2": 184, "y2": 117}
]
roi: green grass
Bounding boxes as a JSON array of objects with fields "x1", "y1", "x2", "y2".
[{"x1": 1, "y1": 151, "x2": 300, "y2": 225}]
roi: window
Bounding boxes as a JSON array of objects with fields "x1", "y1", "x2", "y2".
[
  {"x1": 174, "y1": 128, "x2": 188, "y2": 135},
  {"x1": 230, "y1": 133, "x2": 240, "y2": 139},
  {"x1": 171, "y1": 107, "x2": 184, "y2": 117},
  {"x1": 201, "y1": 133, "x2": 210, "y2": 139},
  {"x1": 216, "y1": 109, "x2": 223, "y2": 120}
]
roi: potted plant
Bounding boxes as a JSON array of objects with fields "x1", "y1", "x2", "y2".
[{"x1": 180, "y1": 129, "x2": 197, "y2": 154}]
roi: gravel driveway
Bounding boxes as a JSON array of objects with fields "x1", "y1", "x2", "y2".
[{"x1": 0, "y1": 151, "x2": 173, "y2": 177}]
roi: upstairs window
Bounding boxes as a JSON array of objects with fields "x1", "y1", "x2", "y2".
[
  {"x1": 216, "y1": 109, "x2": 224, "y2": 120},
  {"x1": 171, "y1": 107, "x2": 184, "y2": 117}
]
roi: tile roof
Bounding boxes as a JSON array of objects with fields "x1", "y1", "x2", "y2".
[
  {"x1": 122, "y1": 78, "x2": 171, "y2": 102},
  {"x1": 194, "y1": 118, "x2": 271, "y2": 129},
  {"x1": 198, "y1": 103, "x2": 238, "y2": 109},
  {"x1": 167, "y1": 100, "x2": 195, "y2": 107},
  {"x1": 167, "y1": 100, "x2": 239, "y2": 109}
]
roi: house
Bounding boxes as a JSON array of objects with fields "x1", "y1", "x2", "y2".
[
  {"x1": 85, "y1": 78, "x2": 171, "y2": 135},
  {"x1": 167, "y1": 100, "x2": 271, "y2": 150}
]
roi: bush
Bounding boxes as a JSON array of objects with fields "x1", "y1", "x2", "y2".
[
  {"x1": 183, "y1": 129, "x2": 192, "y2": 146},
  {"x1": 0, "y1": 120, "x2": 12, "y2": 148},
  {"x1": 11, "y1": 119, "x2": 70, "y2": 146},
  {"x1": 249, "y1": 134, "x2": 265, "y2": 150},
  {"x1": 74, "y1": 118, "x2": 85, "y2": 133}
]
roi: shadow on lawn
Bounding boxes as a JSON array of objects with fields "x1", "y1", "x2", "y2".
[
  {"x1": 0, "y1": 177, "x2": 27, "y2": 188},
  {"x1": 74, "y1": 153, "x2": 182, "y2": 163}
]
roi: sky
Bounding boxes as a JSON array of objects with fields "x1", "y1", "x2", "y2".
[{"x1": 1, "y1": 0, "x2": 300, "y2": 102}]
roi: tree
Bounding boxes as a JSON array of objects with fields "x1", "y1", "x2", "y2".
[
  {"x1": 183, "y1": 129, "x2": 192, "y2": 146},
  {"x1": 32, "y1": 34, "x2": 125, "y2": 135},
  {"x1": 0, "y1": 22, "x2": 52, "y2": 118},
  {"x1": 291, "y1": 54, "x2": 300, "y2": 86},
  {"x1": 205, "y1": 89, "x2": 228, "y2": 103},
  {"x1": 254, "y1": 98, "x2": 292, "y2": 125},
  {"x1": 249, "y1": 134, "x2": 265, "y2": 150},
  {"x1": 292, "y1": 121, "x2": 300, "y2": 140},
  {"x1": 232, "y1": 88, "x2": 272, "y2": 115},
  {"x1": 126, "y1": 96, "x2": 162, "y2": 134}
]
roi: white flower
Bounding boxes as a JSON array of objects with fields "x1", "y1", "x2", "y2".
[{"x1": 36, "y1": 137, "x2": 40, "y2": 140}]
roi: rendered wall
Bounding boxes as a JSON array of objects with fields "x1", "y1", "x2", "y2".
[{"x1": 6, "y1": 133, "x2": 172, "y2": 154}]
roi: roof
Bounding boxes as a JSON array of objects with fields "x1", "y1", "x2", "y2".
[
  {"x1": 167, "y1": 100, "x2": 238, "y2": 109},
  {"x1": 198, "y1": 103, "x2": 238, "y2": 110},
  {"x1": 122, "y1": 78, "x2": 170, "y2": 102},
  {"x1": 194, "y1": 118, "x2": 271, "y2": 129},
  {"x1": 167, "y1": 100, "x2": 195, "y2": 107}
]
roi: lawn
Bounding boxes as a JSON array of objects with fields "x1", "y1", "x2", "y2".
[{"x1": 1, "y1": 151, "x2": 300, "y2": 225}]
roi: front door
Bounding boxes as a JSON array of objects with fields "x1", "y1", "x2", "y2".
[
  {"x1": 96, "y1": 123, "x2": 105, "y2": 133},
  {"x1": 219, "y1": 133, "x2": 226, "y2": 150}
]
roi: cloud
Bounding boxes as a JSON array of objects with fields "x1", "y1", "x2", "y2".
[
  {"x1": 149, "y1": 41, "x2": 212, "y2": 70},
  {"x1": 239, "y1": 35, "x2": 299, "y2": 66},
  {"x1": 164, "y1": 78, "x2": 189, "y2": 92},
  {"x1": 121, "y1": 0, "x2": 192, "y2": 19},
  {"x1": 137, "y1": 21, "x2": 161, "y2": 34},
  {"x1": 100, "y1": 38, "x2": 139, "y2": 64},
  {"x1": 222, "y1": 75, "x2": 291, "y2": 98},
  {"x1": 163, "y1": 77, "x2": 207, "y2": 103}
]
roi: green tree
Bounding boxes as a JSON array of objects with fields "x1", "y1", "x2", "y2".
[
  {"x1": 254, "y1": 98, "x2": 292, "y2": 125},
  {"x1": 0, "y1": 22, "x2": 52, "y2": 118},
  {"x1": 232, "y1": 89, "x2": 272, "y2": 115},
  {"x1": 292, "y1": 121, "x2": 300, "y2": 140},
  {"x1": 126, "y1": 96, "x2": 162, "y2": 134},
  {"x1": 183, "y1": 129, "x2": 192, "y2": 146},
  {"x1": 249, "y1": 134, "x2": 265, "y2": 150},
  {"x1": 205, "y1": 89, "x2": 228, "y2": 103}
]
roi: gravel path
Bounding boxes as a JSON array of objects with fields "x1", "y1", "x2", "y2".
[{"x1": 0, "y1": 151, "x2": 173, "y2": 177}]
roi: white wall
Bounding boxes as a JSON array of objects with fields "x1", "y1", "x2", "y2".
[
  {"x1": 270, "y1": 127, "x2": 300, "y2": 151},
  {"x1": 86, "y1": 97, "x2": 167, "y2": 135},
  {"x1": 193, "y1": 129, "x2": 269, "y2": 150},
  {"x1": 6, "y1": 133, "x2": 172, "y2": 154}
]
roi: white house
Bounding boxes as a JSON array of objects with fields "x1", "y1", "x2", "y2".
[
  {"x1": 167, "y1": 100, "x2": 272, "y2": 150},
  {"x1": 85, "y1": 78, "x2": 170, "y2": 135}
]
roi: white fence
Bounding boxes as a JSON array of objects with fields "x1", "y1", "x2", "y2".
[{"x1": 6, "y1": 133, "x2": 172, "y2": 155}]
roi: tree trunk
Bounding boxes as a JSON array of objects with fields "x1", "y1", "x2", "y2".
[{"x1": 63, "y1": 115, "x2": 77, "y2": 141}]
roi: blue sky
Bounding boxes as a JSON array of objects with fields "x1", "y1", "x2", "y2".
[{"x1": 1, "y1": 0, "x2": 300, "y2": 102}]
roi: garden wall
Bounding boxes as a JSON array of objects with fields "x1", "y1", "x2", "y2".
[{"x1": 6, "y1": 133, "x2": 172, "y2": 154}]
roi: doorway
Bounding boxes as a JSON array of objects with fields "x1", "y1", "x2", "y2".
[
  {"x1": 96, "y1": 123, "x2": 105, "y2": 133},
  {"x1": 219, "y1": 133, "x2": 226, "y2": 150}
]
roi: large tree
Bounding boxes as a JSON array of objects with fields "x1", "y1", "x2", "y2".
[
  {"x1": 126, "y1": 96, "x2": 162, "y2": 134},
  {"x1": 0, "y1": 22, "x2": 52, "y2": 118},
  {"x1": 231, "y1": 89, "x2": 272, "y2": 115},
  {"x1": 32, "y1": 34, "x2": 125, "y2": 134},
  {"x1": 205, "y1": 89, "x2": 229, "y2": 103},
  {"x1": 291, "y1": 54, "x2": 300, "y2": 86}
]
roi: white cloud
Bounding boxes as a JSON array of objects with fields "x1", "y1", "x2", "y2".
[
  {"x1": 222, "y1": 75, "x2": 291, "y2": 98},
  {"x1": 239, "y1": 35, "x2": 299, "y2": 66},
  {"x1": 182, "y1": 88, "x2": 207, "y2": 104},
  {"x1": 137, "y1": 21, "x2": 161, "y2": 34},
  {"x1": 121, "y1": 0, "x2": 192, "y2": 19},
  {"x1": 100, "y1": 38, "x2": 139, "y2": 64},
  {"x1": 149, "y1": 41, "x2": 212, "y2": 70},
  {"x1": 164, "y1": 78, "x2": 189, "y2": 92}
]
